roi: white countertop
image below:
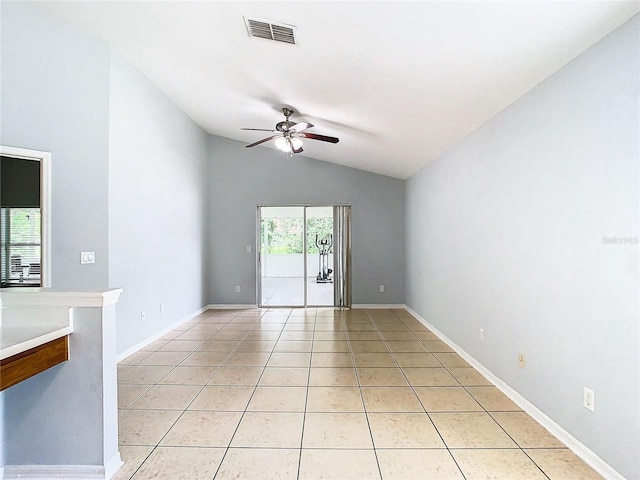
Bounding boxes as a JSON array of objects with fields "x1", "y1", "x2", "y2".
[{"x1": 0, "y1": 288, "x2": 122, "y2": 361}]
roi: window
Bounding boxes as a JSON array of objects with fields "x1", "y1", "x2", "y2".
[{"x1": 1, "y1": 207, "x2": 42, "y2": 286}]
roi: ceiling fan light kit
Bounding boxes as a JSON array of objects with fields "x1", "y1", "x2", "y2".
[{"x1": 242, "y1": 107, "x2": 339, "y2": 156}]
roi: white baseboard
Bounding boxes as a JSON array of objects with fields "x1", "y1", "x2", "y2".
[
  {"x1": 2, "y1": 465, "x2": 105, "y2": 479},
  {"x1": 352, "y1": 304, "x2": 406, "y2": 309},
  {"x1": 207, "y1": 304, "x2": 258, "y2": 310},
  {"x1": 117, "y1": 306, "x2": 208, "y2": 362},
  {"x1": 104, "y1": 452, "x2": 123, "y2": 480},
  {"x1": 404, "y1": 305, "x2": 625, "y2": 480}
]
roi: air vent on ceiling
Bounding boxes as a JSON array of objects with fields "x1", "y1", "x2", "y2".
[{"x1": 244, "y1": 17, "x2": 297, "y2": 45}]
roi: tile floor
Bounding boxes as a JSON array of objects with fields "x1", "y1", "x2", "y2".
[{"x1": 114, "y1": 308, "x2": 602, "y2": 480}]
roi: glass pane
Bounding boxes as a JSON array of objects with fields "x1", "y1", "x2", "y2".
[
  {"x1": 1, "y1": 207, "x2": 41, "y2": 286},
  {"x1": 260, "y1": 206, "x2": 305, "y2": 306},
  {"x1": 306, "y1": 206, "x2": 334, "y2": 306}
]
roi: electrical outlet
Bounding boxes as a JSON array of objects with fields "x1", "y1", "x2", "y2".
[
  {"x1": 584, "y1": 387, "x2": 595, "y2": 412},
  {"x1": 518, "y1": 353, "x2": 526, "y2": 368},
  {"x1": 235, "y1": 285, "x2": 241, "y2": 293},
  {"x1": 379, "y1": 285, "x2": 385, "y2": 293},
  {"x1": 140, "y1": 311, "x2": 146, "y2": 322},
  {"x1": 479, "y1": 328, "x2": 485, "y2": 341},
  {"x1": 246, "y1": 245, "x2": 252, "y2": 253}
]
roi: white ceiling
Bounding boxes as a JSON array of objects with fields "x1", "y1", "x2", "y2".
[{"x1": 40, "y1": 1, "x2": 639, "y2": 179}]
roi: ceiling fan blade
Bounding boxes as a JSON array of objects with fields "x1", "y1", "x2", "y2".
[
  {"x1": 241, "y1": 128, "x2": 276, "y2": 132},
  {"x1": 246, "y1": 135, "x2": 279, "y2": 148},
  {"x1": 300, "y1": 132, "x2": 340, "y2": 144},
  {"x1": 291, "y1": 122, "x2": 314, "y2": 133}
]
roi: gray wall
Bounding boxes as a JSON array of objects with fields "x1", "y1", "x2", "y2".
[
  {"x1": 406, "y1": 15, "x2": 639, "y2": 479},
  {"x1": 0, "y1": 2, "x2": 111, "y2": 291},
  {"x1": 208, "y1": 136, "x2": 405, "y2": 306},
  {"x1": 2, "y1": 304, "x2": 119, "y2": 469},
  {"x1": 108, "y1": 53, "x2": 209, "y2": 354}
]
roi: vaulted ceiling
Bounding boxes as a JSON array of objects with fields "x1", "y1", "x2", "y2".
[{"x1": 41, "y1": 1, "x2": 639, "y2": 179}]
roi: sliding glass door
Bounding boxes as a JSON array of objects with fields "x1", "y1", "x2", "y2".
[{"x1": 257, "y1": 204, "x2": 351, "y2": 308}]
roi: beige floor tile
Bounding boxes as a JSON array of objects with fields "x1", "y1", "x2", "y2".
[
  {"x1": 423, "y1": 340, "x2": 455, "y2": 353},
  {"x1": 273, "y1": 340, "x2": 313, "y2": 353},
  {"x1": 414, "y1": 387, "x2": 484, "y2": 412},
  {"x1": 247, "y1": 386, "x2": 307, "y2": 412},
  {"x1": 131, "y1": 446, "x2": 225, "y2": 480},
  {"x1": 350, "y1": 341, "x2": 389, "y2": 353},
  {"x1": 216, "y1": 448, "x2": 299, "y2": 480},
  {"x1": 231, "y1": 412, "x2": 304, "y2": 448},
  {"x1": 309, "y1": 367, "x2": 358, "y2": 386},
  {"x1": 119, "y1": 409, "x2": 181, "y2": 446},
  {"x1": 393, "y1": 352, "x2": 440, "y2": 367},
  {"x1": 118, "y1": 384, "x2": 152, "y2": 409},
  {"x1": 347, "y1": 331, "x2": 382, "y2": 341},
  {"x1": 188, "y1": 385, "x2": 254, "y2": 411},
  {"x1": 525, "y1": 449, "x2": 603, "y2": 480},
  {"x1": 197, "y1": 340, "x2": 241, "y2": 351},
  {"x1": 433, "y1": 352, "x2": 470, "y2": 368},
  {"x1": 267, "y1": 352, "x2": 312, "y2": 367},
  {"x1": 412, "y1": 331, "x2": 440, "y2": 341},
  {"x1": 161, "y1": 330, "x2": 185, "y2": 340},
  {"x1": 302, "y1": 412, "x2": 373, "y2": 448},
  {"x1": 447, "y1": 367, "x2": 492, "y2": 386},
  {"x1": 117, "y1": 365, "x2": 131, "y2": 376},
  {"x1": 402, "y1": 367, "x2": 458, "y2": 386},
  {"x1": 111, "y1": 446, "x2": 154, "y2": 480},
  {"x1": 235, "y1": 340, "x2": 276, "y2": 352},
  {"x1": 139, "y1": 339, "x2": 171, "y2": 352},
  {"x1": 361, "y1": 387, "x2": 424, "y2": 412},
  {"x1": 175, "y1": 330, "x2": 215, "y2": 341},
  {"x1": 244, "y1": 330, "x2": 281, "y2": 341},
  {"x1": 452, "y1": 449, "x2": 548, "y2": 479},
  {"x1": 311, "y1": 352, "x2": 354, "y2": 367},
  {"x1": 207, "y1": 366, "x2": 263, "y2": 385},
  {"x1": 315, "y1": 322, "x2": 345, "y2": 331},
  {"x1": 224, "y1": 351, "x2": 271, "y2": 366},
  {"x1": 137, "y1": 351, "x2": 192, "y2": 366},
  {"x1": 259, "y1": 367, "x2": 309, "y2": 386},
  {"x1": 430, "y1": 412, "x2": 517, "y2": 448},
  {"x1": 299, "y1": 449, "x2": 381, "y2": 480},
  {"x1": 368, "y1": 413, "x2": 444, "y2": 448},
  {"x1": 280, "y1": 330, "x2": 315, "y2": 341},
  {"x1": 119, "y1": 350, "x2": 153, "y2": 365},
  {"x1": 467, "y1": 386, "x2": 522, "y2": 411},
  {"x1": 158, "y1": 366, "x2": 218, "y2": 385},
  {"x1": 306, "y1": 386, "x2": 364, "y2": 412},
  {"x1": 491, "y1": 412, "x2": 564, "y2": 448},
  {"x1": 376, "y1": 449, "x2": 464, "y2": 479},
  {"x1": 130, "y1": 385, "x2": 202, "y2": 410},
  {"x1": 353, "y1": 352, "x2": 397, "y2": 367},
  {"x1": 210, "y1": 331, "x2": 247, "y2": 340},
  {"x1": 313, "y1": 331, "x2": 348, "y2": 341},
  {"x1": 118, "y1": 365, "x2": 174, "y2": 385},
  {"x1": 158, "y1": 340, "x2": 204, "y2": 352},
  {"x1": 380, "y1": 331, "x2": 418, "y2": 341},
  {"x1": 385, "y1": 341, "x2": 429, "y2": 353},
  {"x1": 160, "y1": 411, "x2": 242, "y2": 447},
  {"x1": 357, "y1": 367, "x2": 408, "y2": 386},
  {"x1": 181, "y1": 351, "x2": 230, "y2": 367},
  {"x1": 312, "y1": 340, "x2": 350, "y2": 352}
]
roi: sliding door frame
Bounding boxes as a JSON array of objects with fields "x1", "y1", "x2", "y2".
[{"x1": 256, "y1": 203, "x2": 351, "y2": 308}]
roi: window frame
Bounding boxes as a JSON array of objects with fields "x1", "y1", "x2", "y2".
[{"x1": 0, "y1": 146, "x2": 51, "y2": 288}]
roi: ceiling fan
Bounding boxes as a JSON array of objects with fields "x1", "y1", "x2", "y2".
[{"x1": 242, "y1": 108, "x2": 339, "y2": 155}]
